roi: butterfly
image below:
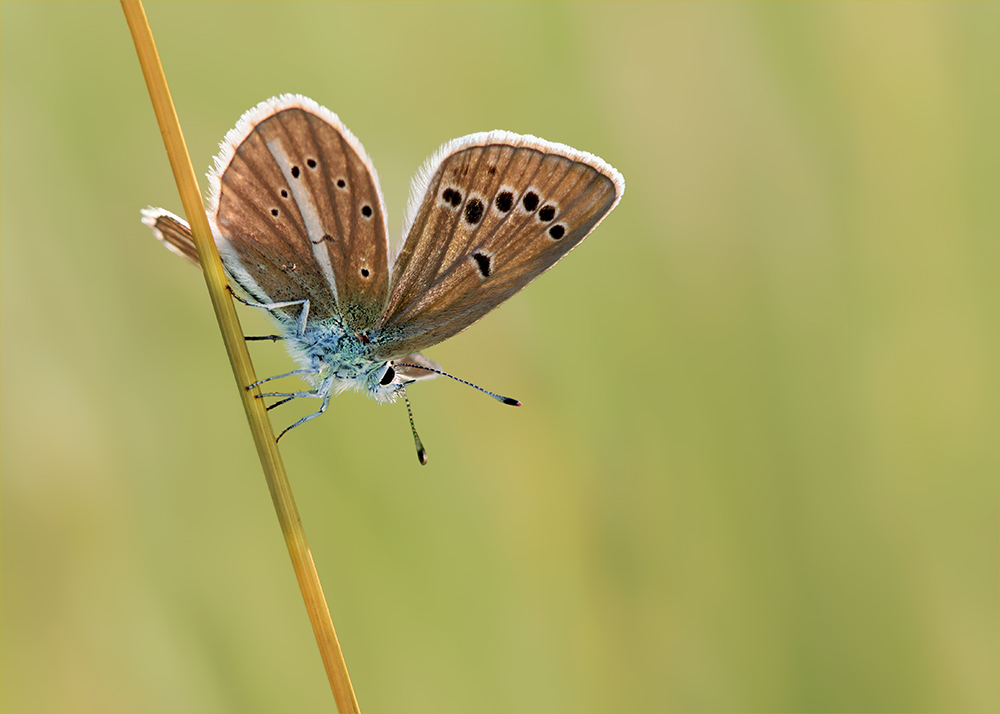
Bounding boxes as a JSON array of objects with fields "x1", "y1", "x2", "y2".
[{"x1": 142, "y1": 94, "x2": 624, "y2": 463}]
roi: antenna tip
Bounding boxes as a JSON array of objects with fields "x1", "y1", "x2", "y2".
[
  {"x1": 417, "y1": 447, "x2": 428, "y2": 465},
  {"x1": 503, "y1": 397, "x2": 522, "y2": 407}
]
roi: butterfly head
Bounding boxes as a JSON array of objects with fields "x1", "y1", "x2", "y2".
[{"x1": 360, "y1": 361, "x2": 406, "y2": 403}]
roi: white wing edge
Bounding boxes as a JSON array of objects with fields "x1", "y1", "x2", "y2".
[{"x1": 139, "y1": 206, "x2": 199, "y2": 265}]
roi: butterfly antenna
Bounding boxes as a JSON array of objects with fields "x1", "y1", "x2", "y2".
[
  {"x1": 396, "y1": 364, "x2": 522, "y2": 406},
  {"x1": 401, "y1": 387, "x2": 428, "y2": 466}
]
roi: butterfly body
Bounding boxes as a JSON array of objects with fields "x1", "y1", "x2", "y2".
[
  {"x1": 280, "y1": 319, "x2": 404, "y2": 403},
  {"x1": 142, "y1": 94, "x2": 623, "y2": 451}
]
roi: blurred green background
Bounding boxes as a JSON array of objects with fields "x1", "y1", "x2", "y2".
[{"x1": 2, "y1": 2, "x2": 997, "y2": 712}]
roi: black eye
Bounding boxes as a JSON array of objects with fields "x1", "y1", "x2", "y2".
[{"x1": 379, "y1": 365, "x2": 395, "y2": 385}]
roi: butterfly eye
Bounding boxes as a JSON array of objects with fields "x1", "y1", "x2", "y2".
[{"x1": 379, "y1": 365, "x2": 395, "y2": 386}]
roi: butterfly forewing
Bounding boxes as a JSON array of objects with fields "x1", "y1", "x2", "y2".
[
  {"x1": 211, "y1": 98, "x2": 389, "y2": 330},
  {"x1": 373, "y1": 135, "x2": 623, "y2": 359}
]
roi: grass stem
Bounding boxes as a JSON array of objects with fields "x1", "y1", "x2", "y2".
[{"x1": 120, "y1": 3, "x2": 360, "y2": 710}]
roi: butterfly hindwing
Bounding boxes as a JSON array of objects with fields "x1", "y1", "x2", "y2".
[
  {"x1": 373, "y1": 133, "x2": 623, "y2": 359},
  {"x1": 141, "y1": 207, "x2": 199, "y2": 266},
  {"x1": 209, "y1": 96, "x2": 390, "y2": 330}
]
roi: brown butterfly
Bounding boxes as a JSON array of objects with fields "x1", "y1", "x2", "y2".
[{"x1": 143, "y1": 95, "x2": 624, "y2": 463}]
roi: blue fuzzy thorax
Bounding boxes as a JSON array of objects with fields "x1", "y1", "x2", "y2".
[{"x1": 282, "y1": 320, "x2": 401, "y2": 403}]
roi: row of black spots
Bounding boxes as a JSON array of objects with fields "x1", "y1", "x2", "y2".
[
  {"x1": 442, "y1": 185, "x2": 556, "y2": 231},
  {"x1": 272, "y1": 184, "x2": 290, "y2": 215},
  {"x1": 270, "y1": 184, "x2": 368, "y2": 221},
  {"x1": 521, "y1": 192, "x2": 558, "y2": 224},
  {"x1": 289, "y1": 158, "x2": 320, "y2": 179},
  {"x1": 273, "y1": 158, "x2": 321, "y2": 216}
]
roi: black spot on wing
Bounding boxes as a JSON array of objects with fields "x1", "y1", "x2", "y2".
[
  {"x1": 465, "y1": 198, "x2": 485, "y2": 224},
  {"x1": 495, "y1": 191, "x2": 514, "y2": 213},
  {"x1": 472, "y1": 251, "x2": 492, "y2": 278},
  {"x1": 442, "y1": 187, "x2": 463, "y2": 207}
]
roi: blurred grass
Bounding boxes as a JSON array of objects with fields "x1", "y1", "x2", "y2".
[{"x1": 1, "y1": 1, "x2": 997, "y2": 712}]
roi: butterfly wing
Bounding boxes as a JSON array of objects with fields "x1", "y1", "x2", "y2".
[
  {"x1": 371, "y1": 133, "x2": 624, "y2": 360},
  {"x1": 208, "y1": 95, "x2": 390, "y2": 330},
  {"x1": 141, "y1": 207, "x2": 200, "y2": 266},
  {"x1": 393, "y1": 352, "x2": 443, "y2": 383}
]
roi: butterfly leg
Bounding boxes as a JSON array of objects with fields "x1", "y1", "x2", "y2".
[
  {"x1": 275, "y1": 383, "x2": 334, "y2": 442},
  {"x1": 257, "y1": 383, "x2": 326, "y2": 411},
  {"x1": 247, "y1": 368, "x2": 320, "y2": 391},
  {"x1": 228, "y1": 287, "x2": 311, "y2": 336}
]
